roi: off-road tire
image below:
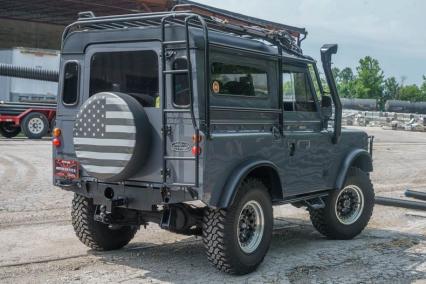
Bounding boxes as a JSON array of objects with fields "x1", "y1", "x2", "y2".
[
  {"x1": 308, "y1": 167, "x2": 374, "y2": 240},
  {"x1": 0, "y1": 122, "x2": 21, "y2": 138},
  {"x1": 202, "y1": 178, "x2": 273, "y2": 275},
  {"x1": 71, "y1": 194, "x2": 138, "y2": 251},
  {"x1": 22, "y1": 112, "x2": 49, "y2": 139}
]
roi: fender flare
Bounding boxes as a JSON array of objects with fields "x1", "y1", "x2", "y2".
[
  {"x1": 336, "y1": 149, "x2": 373, "y2": 189},
  {"x1": 211, "y1": 159, "x2": 281, "y2": 209}
]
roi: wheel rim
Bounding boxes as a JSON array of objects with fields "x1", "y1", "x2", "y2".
[
  {"x1": 28, "y1": 117, "x2": 44, "y2": 134},
  {"x1": 335, "y1": 185, "x2": 365, "y2": 225},
  {"x1": 237, "y1": 200, "x2": 265, "y2": 254}
]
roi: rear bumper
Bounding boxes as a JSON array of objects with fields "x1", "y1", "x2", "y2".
[{"x1": 55, "y1": 178, "x2": 195, "y2": 211}]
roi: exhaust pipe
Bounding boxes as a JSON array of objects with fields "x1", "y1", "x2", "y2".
[{"x1": 321, "y1": 44, "x2": 342, "y2": 144}]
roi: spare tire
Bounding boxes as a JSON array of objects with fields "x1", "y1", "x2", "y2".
[{"x1": 73, "y1": 92, "x2": 151, "y2": 182}]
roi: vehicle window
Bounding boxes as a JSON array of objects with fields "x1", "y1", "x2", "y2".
[
  {"x1": 173, "y1": 58, "x2": 190, "y2": 107},
  {"x1": 62, "y1": 61, "x2": 79, "y2": 105},
  {"x1": 282, "y1": 70, "x2": 316, "y2": 112},
  {"x1": 308, "y1": 64, "x2": 322, "y2": 101},
  {"x1": 211, "y1": 62, "x2": 268, "y2": 97},
  {"x1": 89, "y1": 50, "x2": 159, "y2": 107}
]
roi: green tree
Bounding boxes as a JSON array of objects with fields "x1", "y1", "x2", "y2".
[
  {"x1": 383, "y1": 77, "x2": 399, "y2": 100},
  {"x1": 399, "y1": 84, "x2": 422, "y2": 101},
  {"x1": 421, "y1": 75, "x2": 426, "y2": 99},
  {"x1": 332, "y1": 67, "x2": 341, "y2": 83},
  {"x1": 338, "y1": 67, "x2": 356, "y2": 98},
  {"x1": 353, "y1": 56, "x2": 385, "y2": 107}
]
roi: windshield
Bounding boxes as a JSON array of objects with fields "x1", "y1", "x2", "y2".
[{"x1": 308, "y1": 63, "x2": 324, "y2": 101}]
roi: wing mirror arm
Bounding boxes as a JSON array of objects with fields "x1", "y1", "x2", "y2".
[{"x1": 320, "y1": 44, "x2": 342, "y2": 144}]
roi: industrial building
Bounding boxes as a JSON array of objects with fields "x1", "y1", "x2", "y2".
[{"x1": 0, "y1": 0, "x2": 185, "y2": 102}]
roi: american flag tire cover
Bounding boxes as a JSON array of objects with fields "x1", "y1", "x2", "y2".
[{"x1": 73, "y1": 92, "x2": 150, "y2": 181}]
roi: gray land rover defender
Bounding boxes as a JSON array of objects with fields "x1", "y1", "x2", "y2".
[{"x1": 53, "y1": 3, "x2": 375, "y2": 275}]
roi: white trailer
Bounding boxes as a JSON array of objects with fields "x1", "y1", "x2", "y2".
[{"x1": 0, "y1": 47, "x2": 59, "y2": 102}]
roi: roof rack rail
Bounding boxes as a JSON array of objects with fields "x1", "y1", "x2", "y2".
[
  {"x1": 63, "y1": 2, "x2": 307, "y2": 56},
  {"x1": 173, "y1": 1, "x2": 307, "y2": 39},
  {"x1": 172, "y1": 3, "x2": 306, "y2": 55}
]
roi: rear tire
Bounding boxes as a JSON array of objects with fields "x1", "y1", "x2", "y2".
[
  {"x1": 308, "y1": 167, "x2": 374, "y2": 240},
  {"x1": 71, "y1": 194, "x2": 138, "y2": 251},
  {"x1": 0, "y1": 122, "x2": 21, "y2": 138},
  {"x1": 22, "y1": 112, "x2": 49, "y2": 139},
  {"x1": 202, "y1": 178, "x2": 273, "y2": 275}
]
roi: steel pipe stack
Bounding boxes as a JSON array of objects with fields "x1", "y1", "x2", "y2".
[
  {"x1": 0, "y1": 63, "x2": 59, "y2": 82},
  {"x1": 375, "y1": 189, "x2": 426, "y2": 211}
]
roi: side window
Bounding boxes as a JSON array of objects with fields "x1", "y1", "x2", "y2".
[
  {"x1": 62, "y1": 61, "x2": 79, "y2": 105},
  {"x1": 173, "y1": 58, "x2": 190, "y2": 107},
  {"x1": 308, "y1": 64, "x2": 322, "y2": 101},
  {"x1": 211, "y1": 62, "x2": 268, "y2": 97},
  {"x1": 282, "y1": 70, "x2": 316, "y2": 112}
]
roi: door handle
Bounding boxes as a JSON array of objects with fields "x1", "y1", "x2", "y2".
[
  {"x1": 288, "y1": 141, "x2": 296, "y2": 156},
  {"x1": 271, "y1": 126, "x2": 281, "y2": 140}
]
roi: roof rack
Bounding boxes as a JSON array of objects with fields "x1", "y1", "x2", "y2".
[
  {"x1": 173, "y1": 1, "x2": 307, "y2": 39},
  {"x1": 172, "y1": 3, "x2": 306, "y2": 54},
  {"x1": 63, "y1": 2, "x2": 307, "y2": 56}
]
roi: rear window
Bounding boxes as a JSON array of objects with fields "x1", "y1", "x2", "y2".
[
  {"x1": 89, "y1": 50, "x2": 159, "y2": 107},
  {"x1": 62, "y1": 61, "x2": 79, "y2": 105},
  {"x1": 211, "y1": 62, "x2": 268, "y2": 98},
  {"x1": 173, "y1": 58, "x2": 190, "y2": 107}
]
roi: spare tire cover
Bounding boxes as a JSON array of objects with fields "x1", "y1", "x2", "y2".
[{"x1": 73, "y1": 92, "x2": 151, "y2": 182}]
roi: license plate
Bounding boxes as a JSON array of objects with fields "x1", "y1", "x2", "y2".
[{"x1": 55, "y1": 159, "x2": 79, "y2": 179}]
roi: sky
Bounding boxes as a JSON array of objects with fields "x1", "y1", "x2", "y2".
[{"x1": 195, "y1": 0, "x2": 426, "y2": 85}]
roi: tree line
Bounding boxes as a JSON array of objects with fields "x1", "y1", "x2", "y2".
[{"x1": 330, "y1": 56, "x2": 426, "y2": 109}]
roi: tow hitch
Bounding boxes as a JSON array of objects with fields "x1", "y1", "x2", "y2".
[{"x1": 93, "y1": 197, "x2": 134, "y2": 225}]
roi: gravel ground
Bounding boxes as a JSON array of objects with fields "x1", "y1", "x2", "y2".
[{"x1": 0, "y1": 127, "x2": 425, "y2": 283}]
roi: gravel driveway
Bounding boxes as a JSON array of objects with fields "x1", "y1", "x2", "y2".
[{"x1": 0, "y1": 127, "x2": 425, "y2": 283}]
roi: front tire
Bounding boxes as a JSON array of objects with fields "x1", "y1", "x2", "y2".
[
  {"x1": 309, "y1": 167, "x2": 374, "y2": 239},
  {"x1": 71, "y1": 194, "x2": 138, "y2": 251},
  {"x1": 202, "y1": 178, "x2": 273, "y2": 275}
]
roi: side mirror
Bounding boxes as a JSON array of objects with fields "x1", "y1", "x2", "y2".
[{"x1": 321, "y1": 95, "x2": 333, "y2": 119}]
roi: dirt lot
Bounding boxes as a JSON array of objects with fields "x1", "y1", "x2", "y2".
[{"x1": 0, "y1": 127, "x2": 425, "y2": 283}]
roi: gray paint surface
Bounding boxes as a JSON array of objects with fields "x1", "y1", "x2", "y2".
[{"x1": 54, "y1": 24, "x2": 371, "y2": 210}]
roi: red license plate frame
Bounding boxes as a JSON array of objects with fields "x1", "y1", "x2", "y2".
[{"x1": 54, "y1": 159, "x2": 80, "y2": 180}]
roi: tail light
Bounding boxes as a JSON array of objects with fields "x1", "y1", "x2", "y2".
[
  {"x1": 52, "y1": 127, "x2": 61, "y2": 147},
  {"x1": 192, "y1": 146, "x2": 201, "y2": 156},
  {"x1": 192, "y1": 134, "x2": 202, "y2": 143},
  {"x1": 53, "y1": 128, "x2": 61, "y2": 137},
  {"x1": 52, "y1": 138, "x2": 61, "y2": 147}
]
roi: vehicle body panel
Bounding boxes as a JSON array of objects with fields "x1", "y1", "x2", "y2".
[{"x1": 54, "y1": 21, "x2": 372, "y2": 211}]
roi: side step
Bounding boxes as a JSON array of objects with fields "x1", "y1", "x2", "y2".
[{"x1": 304, "y1": 197, "x2": 326, "y2": 210}]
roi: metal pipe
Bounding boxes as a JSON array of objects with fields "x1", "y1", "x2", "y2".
[
  {"x1": 0, "y1": 63, "x2": 59, "y2": 82},
  {"x1": 405, "y1": 190, "x2": 426, "y2": 202},
  {"x1": 320, "y1": 44, "x2": 342, "y2": 144},
  {"x1": 375, "y1": 196, "x2": 426, "y2": 211}
]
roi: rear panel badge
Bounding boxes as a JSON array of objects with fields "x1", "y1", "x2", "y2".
[{"x1": 171, "y1": 141, "x2": 191, "y2": 152}]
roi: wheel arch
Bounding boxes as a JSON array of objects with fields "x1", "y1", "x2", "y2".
[
  {"x1": 336, "y1": 149, "x2": 373, "y2": 190},
  {"x1": 210, "y1": 159, "x2": 283, "y2": 209}
]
